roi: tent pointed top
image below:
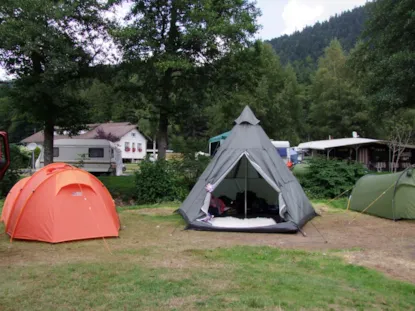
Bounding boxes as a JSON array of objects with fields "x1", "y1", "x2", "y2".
[{"x1": 234, "y1": 106, "x2": 260, "y2": 125}]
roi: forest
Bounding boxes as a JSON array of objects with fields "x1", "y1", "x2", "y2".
[{"x1": 0, "y1": 0, "x2": 414, "y2": 163}]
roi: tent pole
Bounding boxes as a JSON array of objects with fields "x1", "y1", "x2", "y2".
[{"x1": 245, "y1": 157, "x2": 248, "y2": 219}]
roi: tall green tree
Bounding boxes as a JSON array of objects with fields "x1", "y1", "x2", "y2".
[
  {"x1": 206, "y1": 42, "x2": 305, "y2": 143},
  {"x1": 114, "y1": 0, "x2": 260, "y2": 159},
  {"x1": 0, "y1": 0, "x2": 113, "y2": 164},
  {"x1": 309, "y1": 39, "x2": 370, "y2": 139},
  {"x1": 350, "y1": 0, "x2": 415, "y2": 116}
]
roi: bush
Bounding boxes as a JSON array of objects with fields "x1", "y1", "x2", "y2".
[
  {"x1": 134, "y1": 159, "x2": 187, "y2": 204},
  {"x1": 294, "y1": 157, "x2": 367, "y2": 199},
  {"x1": 134, "y1": 155, "x2": 210, "y2": 204},
  {"x1": 170, "y1": 154, "x2": 210, "y2": 191},
  {"x1": 0, "y1": 144, "x2": 30, "y2": 197}
]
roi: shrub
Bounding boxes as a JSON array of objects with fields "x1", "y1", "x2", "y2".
[
  {"x1": 0, "y1": 144, "x2": 30, "y2": 197},
  {"x1": 294, "y1": 157, "x2": 367, "y2": 199},
  {"x1": 134, "y1": 154, "x2": 210, "y2": 204},
  {"x1": 169, "y1": 154, "x2": 210, "y2": 191},
  {"x1": 134, "y1": 159, "x2": 187, "y2": 204}
]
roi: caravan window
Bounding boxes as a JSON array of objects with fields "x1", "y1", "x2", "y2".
[
  {"x1": 89, "y1": 148, "x2": 104, "y2": 158},
  {"x1": 53, "y1": 147, "x2": 59, "y2": 157}
]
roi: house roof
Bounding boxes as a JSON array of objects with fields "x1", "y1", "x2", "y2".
[
  {"x1": 297, "y1": 138, "x2": 381, "y2": 150},
  {"x1": 21, "y1": 122, "x2": 141, "y2": 144}
]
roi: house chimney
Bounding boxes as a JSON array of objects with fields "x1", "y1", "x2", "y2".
[{"x1": 352, "y1": 131, "x2": 358, "y2": 138}]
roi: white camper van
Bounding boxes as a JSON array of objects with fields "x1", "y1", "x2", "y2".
[{"x1": 35, "y1": 139, "x2": 125, "y2": 175}]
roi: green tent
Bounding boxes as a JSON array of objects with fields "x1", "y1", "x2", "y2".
[{"x1": 349, "y1": 167, "x2": 415, "y2": 220}]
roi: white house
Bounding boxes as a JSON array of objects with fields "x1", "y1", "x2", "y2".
[
  {"x1": 115, "y1": 127, "x2": 148, "y2": 162},
  {"x1": 21, "y1": 122, "x2": 149, "y2": 162}
]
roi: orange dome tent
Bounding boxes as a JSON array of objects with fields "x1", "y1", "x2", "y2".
[{"x1": 3, "y1": 163, "x2": 120, "y2": 243}]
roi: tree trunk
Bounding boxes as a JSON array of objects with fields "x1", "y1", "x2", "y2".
[
  {"x1": 43, "y1": 119, "x2": 55, "y2": 165},
  {"x1": 157, "y1": 68, "x2": 173, "y2": 160},
  {"x1": 157, "y1": 111, "x2": 169, "y2": 160}
]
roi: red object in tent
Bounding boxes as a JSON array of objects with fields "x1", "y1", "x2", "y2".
[{"x1": 2, "y1": 163, "x2": 120, "y2": 243}]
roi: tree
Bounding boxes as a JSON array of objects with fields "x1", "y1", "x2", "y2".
[
  {"x1": 350, "y1": 0, "x2": 415, "y2": 116},
  {"x1": 309, "y1": 39, "x2": 371, "y2": 140},
  {"x1": 385, "y1": 111, "x2": 415, "y2": 173},
  {"x1": 94, "y1": 127, "x2": 120, "y2": 142},
  {"x1": 114, "y1": 0, "x2": 260, "y2": 159},
  {"x1": 0, "y1": 0, "x2": 113, "y2": 164}
]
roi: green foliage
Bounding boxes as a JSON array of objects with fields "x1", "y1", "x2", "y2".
[
  {"x1": 134, "y1": 160, "x2": 187, "y2": 204},
  {"x1": 206, "y1": 41, "x2": 306, "y2": 143},
  {"x1": 267, "y1": 4, "x2": 371, "y2": 65},
  {"x1": 34, "y1": 147, "x2": 41, "y2": 161},
  {"x1": 309, "y1": 39, "x2": 371, "y2": 140},
  {"x1": 169, "y1": 154, "x2": 210, "y2": 192},
  {"x1": 134, "y1": 154, "x2": 210, "y2": 204},
  {"x1": 0, "y1": 144, "x2": 30, "y2": 197},
  {"x1": 98, "y1": 175, "x2": 136, "y2": 202},
  {"x1": 295, "y1": 157, "x2": 367, "y2": 199},
  {"x1": 350, "y1": 0, "x2": 415, "y2": 117},
  {"x1": 114, "y1": 0, "x2": 261, "y2": 158},
  {"x1": 0, "y1": 0, "x2": 114, "y2": 163}
]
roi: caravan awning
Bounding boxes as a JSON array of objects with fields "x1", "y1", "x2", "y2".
[{"x1": 209, "y1": 131, "x2": 231, "y2": 143}]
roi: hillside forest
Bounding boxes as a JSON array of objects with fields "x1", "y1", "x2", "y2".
[{"x1": 0, "y1": 0, "x2": 414, "y2": 163}]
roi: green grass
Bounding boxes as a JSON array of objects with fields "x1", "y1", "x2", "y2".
[
  {"x1": 312, "y1": 197, "x2": 349, "y2": 210},
  {"x1": 125, "y1": 162, "x2": 140, "y2": 173},
  {"x1": 98, "y1": 175, "x2": 136, "y2": 202},
  {"x1": 1, "y1": 202, "x2": 415, "y2": 310},
  {"x1": 1, "y1": 244, "x2": 414, "y2": 310},
  {"x1": 117, "y1": 202, "x2": 180, "y2": 212}
]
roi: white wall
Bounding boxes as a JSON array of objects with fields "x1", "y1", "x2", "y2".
[{"x1": 117, "y1": 129, "x2": 147, "y2": 161}]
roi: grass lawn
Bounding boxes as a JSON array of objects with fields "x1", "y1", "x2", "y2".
[
  {"x1": 98, "y1": 175, "x2": 136, "y2": 202},
  {"x1": 0, "y1": 202, "x2": 414, "y2": 310},
  {"x1": 124, "y1": 162, "x2": 140, "y2": 174}
]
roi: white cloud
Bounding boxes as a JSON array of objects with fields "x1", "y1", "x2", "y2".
[
  {"x1": 281, "y1": 0, "x2": 369, "y2": 36},
  {"x1": 282, "y1": 0, "x2": 324, "y2": 35}
]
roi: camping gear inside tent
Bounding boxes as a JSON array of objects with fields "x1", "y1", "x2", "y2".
[
  {"x1": 349, "y1": 166, "x2": 415, "y2": 220},
  {"x1": 178, "y1": 106, "x2": 317, "y2": 233},
  {"x1": 2, "y1": 162, "x2": 120, "y2": 243}
]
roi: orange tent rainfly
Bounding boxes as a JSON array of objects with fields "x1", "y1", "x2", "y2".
[{"x1": 2, "y1": 163, "x2": 120, "y2": 243}]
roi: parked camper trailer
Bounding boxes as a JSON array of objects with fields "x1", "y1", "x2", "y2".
[
  {"x1": 35, "y1": 139, "x2": 124, "y2": 175},
  {"x1": 271, "y1": 140, "x2": 291, "y2": 163}
]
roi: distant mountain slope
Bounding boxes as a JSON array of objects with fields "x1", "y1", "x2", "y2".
[{"x1": 267, "y1": 3, "x2": 373, "y2": 64}]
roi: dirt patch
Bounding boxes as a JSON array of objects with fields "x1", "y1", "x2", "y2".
[{"x1": 166, "y1": 295, "x2": 207, "y2": 310}]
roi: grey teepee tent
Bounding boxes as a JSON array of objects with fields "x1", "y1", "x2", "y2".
[{"x1": 178, "y1": 106, "x2": 316, "y2": 233}]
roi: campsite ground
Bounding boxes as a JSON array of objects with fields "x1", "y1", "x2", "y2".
[{"x1": 1, "y1": 201, "x2": 414, "y2": 310}]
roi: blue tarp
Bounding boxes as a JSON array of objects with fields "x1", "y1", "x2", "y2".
[
  {"x1": 209, "y1": 131, "x2": 231, "y2": 143},
  {"x1": 277, "y1": 148, "x2": 287, "y2": 157}
]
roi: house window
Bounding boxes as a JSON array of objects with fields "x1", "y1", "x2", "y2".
[
  {"x1": 89, "y1": 148, "x2": 104, "y2": 158},
  {"x1": 125, "y1": 142, "x2": 130, "y2": 151},
  {"x1": 53, "y1": 147, "x2": 59, "y2": 157},
  {"x1": 132, "y1": 142, "x2": 136, "y2": 150},
  {"x1": 131, "y1": 132, "x2": 136, "y2": 137},
  {"x1": 137, "y1": 143, "x2": 142, "y2": 152}
]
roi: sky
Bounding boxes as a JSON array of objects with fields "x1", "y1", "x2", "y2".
[{"x1": 0, "y1": 0, "x2": 369, "y2": 80}]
